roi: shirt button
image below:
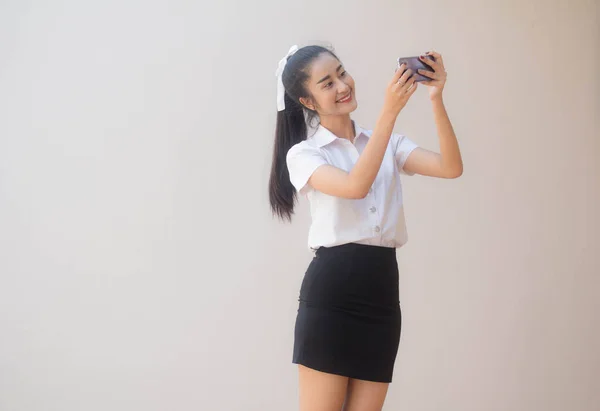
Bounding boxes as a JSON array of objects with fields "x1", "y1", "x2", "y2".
[
  {"x1": 369, "y1": 206, "x2": 377, "y2": 213},
  {"x1": 374, "y1": 226, "x2": 381, "y2": 233}
]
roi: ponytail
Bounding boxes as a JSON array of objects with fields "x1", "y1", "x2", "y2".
[
  {"x1": 267, "y1": 45, "x2": 339, "y2": 222},
  {"x1": 268, "y1": 93, "x2": 308, "y2": 222}
]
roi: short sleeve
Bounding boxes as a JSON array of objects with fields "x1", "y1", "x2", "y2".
[
  {"x1": 393, "y1": 133, "x2": 419, "y2": 176},
  {"x1": 286, "y1": 143, "x2": 328, "y2": 195}
]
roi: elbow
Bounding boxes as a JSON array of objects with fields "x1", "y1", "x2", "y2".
[
  {"x1": 344, "y1": 177, "x2": 371, "y2": 199},
  {"x1": 439, "y1": 162, "x2": 463, "y2": 179},
  {"x1": 351, "y1": 189, "x2": 370, "y2": 199},
  {"x1": 348, "y1": 184, "x2": 370, "y2": 199},
  {"x1": 447, "y1": 165, "x2": 463, "y2": 179}
]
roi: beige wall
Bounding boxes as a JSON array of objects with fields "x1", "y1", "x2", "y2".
[{"x1": 0, "y1": 0, "x2": 598, "y2": 410}]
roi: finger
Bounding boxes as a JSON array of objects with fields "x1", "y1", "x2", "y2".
[
  {"x1": 420, "y1": 67, "x2": 447, "y2": 83},
  {"x1": 421, "y1": 80, "x2": 435, "y2": 87},
  {"x1": 400, "y1": 77, "x2": 416, "y2": 95},
  {"x1": 425, "y1": 50, "x2": 441, "y2": 59},
  {"x1": 425, "y1": 50, "x2": 444, "y2": 66},
  {"x1": 407, "y1": 81, "x2": 418, "y2": 95},
  {"x1": 404, "y1": 74, "x2": 417, "y2": 88},
  {"x1": 392, "y1": 63, "x2": 407, "y2": 83},
  {"x1": 417, "y1": 68, "x2": 437, "y2": 80},
  {"x1": 394, "y1": 62, "x2": 406, "y2": 74},
  {"x1": 405, "y1": 78, "x2": 417, "y2": 92},
  {"x1": 398, "y1": 68, "x2": 413, "y2": 85},
  {"x1": 419, "y1": 55, "x2": 439, "y2": 70}
]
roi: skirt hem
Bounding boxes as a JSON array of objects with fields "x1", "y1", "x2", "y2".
[{"x1": 292, "y1": 359, "x2": 393, "y2": 384}]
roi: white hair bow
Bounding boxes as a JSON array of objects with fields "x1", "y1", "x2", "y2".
[{"x1": 275, "y1": 45, "x2": 299, "y2": 111}]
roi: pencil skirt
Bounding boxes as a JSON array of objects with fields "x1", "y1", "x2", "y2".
[{"x1": 292, "y1": 242, "x2": 402, "y2": 383}]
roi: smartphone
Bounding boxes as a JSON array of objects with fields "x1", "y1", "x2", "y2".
[{"x1": 397, "y1": 55, "x2": 435, "y2": 82}]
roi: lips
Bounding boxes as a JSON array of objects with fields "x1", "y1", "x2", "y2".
[{"x1": 337, "y1": 92, "x2": 352, "y2": 103}]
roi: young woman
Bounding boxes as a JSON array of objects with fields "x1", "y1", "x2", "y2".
[{"x1": 268, "y1": 45, "x2": 463, "y2": 411}]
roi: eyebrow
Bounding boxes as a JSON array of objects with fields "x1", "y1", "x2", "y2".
[{"x1": 316, "y1": 64, "x2": 344, "y2": 85}]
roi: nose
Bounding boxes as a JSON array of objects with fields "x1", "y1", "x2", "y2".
[{"x1": 337, "y1": 81, "x2": 351, "y2": 96}]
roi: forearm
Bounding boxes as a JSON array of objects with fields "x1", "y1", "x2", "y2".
[
  {"x1": 431, "y1": 96, "x2": 463, "y2": 176},
  {"x1": 349, "y1": 109, "x2": 397, "y2": 196}
]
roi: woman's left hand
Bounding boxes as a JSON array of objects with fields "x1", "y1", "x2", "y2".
[{"x1": 418, "y1": 51, "x2": 447, "y2": 100}]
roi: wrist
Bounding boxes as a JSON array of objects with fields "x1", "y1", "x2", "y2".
[
  {"x1": 378, "y1": 109, "x2": 399, "y2": 125},
  {"x1": 430, "y1": 94, "x2": 444, "y2": 104},
  {"x1": 380, "y1": 104, "x2": 401, "y2": 120}
]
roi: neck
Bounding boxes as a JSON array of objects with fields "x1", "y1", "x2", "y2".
[{"x1": 319, "y1": 115, "x2": 355, "y2": 141}]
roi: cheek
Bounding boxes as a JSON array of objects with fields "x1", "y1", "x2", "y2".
[
  {"x1": 312, "y1": 90, "x2": 332, "y2": 110},
  {"x1": 319, "y1": 89, "x2": 338, "y2": 106},
  {"x1": 347, "y1": 76, "x2": 356, "y2": 89}
]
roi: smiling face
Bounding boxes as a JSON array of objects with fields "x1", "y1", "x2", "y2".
[{"x1": 299, "y1": 52, "x2": 358, "y2": 117}]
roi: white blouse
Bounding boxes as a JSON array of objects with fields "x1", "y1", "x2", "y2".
[{"x1": 286, "y1": 121, "x2": 418, "y2": 251}]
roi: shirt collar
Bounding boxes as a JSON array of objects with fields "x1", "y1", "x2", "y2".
[{"x1": 310, "y1": 120, "x2": 367, "y2": 148}]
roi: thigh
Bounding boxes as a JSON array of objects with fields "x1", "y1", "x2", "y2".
[
  {"x1": 342, "y1": 378, "x2": 390, "y2": 411},
  {"x1": 298, "y1": 365, "x2": 349, "y2": 411}
]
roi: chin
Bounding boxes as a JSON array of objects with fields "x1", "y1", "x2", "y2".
[{"x1": 342, "y1": 101, "x2": 358, "y2": 114}]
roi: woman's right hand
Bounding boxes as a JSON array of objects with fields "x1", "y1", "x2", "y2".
[{"x1": 383, "y1": 63, "x2": 417, "y2": 116}]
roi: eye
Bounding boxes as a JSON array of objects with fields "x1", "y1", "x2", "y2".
[
  {"x1": 325, "y1": 81, "x2": 333, "y2": 88},
  {"x1": 341, "y1": 71, "x2": 347, "y2": 77}
]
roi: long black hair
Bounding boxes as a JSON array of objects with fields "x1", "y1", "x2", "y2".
[{"x1": 268, "y1": 45, "x2": 339, "y2": 222}]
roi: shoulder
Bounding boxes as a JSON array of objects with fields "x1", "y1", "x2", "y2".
[{"x1": 286, "y1": 139, "x2": 321, "y2": 160}]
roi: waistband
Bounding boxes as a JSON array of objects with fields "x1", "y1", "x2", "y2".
[{"x1": 315, "y1": 242, "x2": 396, "y2": 257}]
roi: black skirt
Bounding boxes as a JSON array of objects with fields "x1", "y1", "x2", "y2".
[{"x1": 292, "y1": 242, "x2": 402, "y2": 383}]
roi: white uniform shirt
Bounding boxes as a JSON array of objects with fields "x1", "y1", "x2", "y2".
[{"x1": 286, "y1": 121, "x2": 418, "y2": 251}]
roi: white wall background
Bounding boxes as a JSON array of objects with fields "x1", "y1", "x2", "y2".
[{"x1": 1, "y1": 0, "x2": 598, "y2": 410}]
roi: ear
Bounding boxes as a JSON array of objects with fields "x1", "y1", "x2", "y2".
[{"x1": 299, "y1": 96, "x2": 315, "y2": 111}]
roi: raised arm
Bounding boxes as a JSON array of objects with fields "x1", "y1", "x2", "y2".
[
  {"x1": 308, "y1": 65, "x2": 418, "y2": 198},
  {"x1": 402, "y1": 51, "x2": 463, "y2": 179}
]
